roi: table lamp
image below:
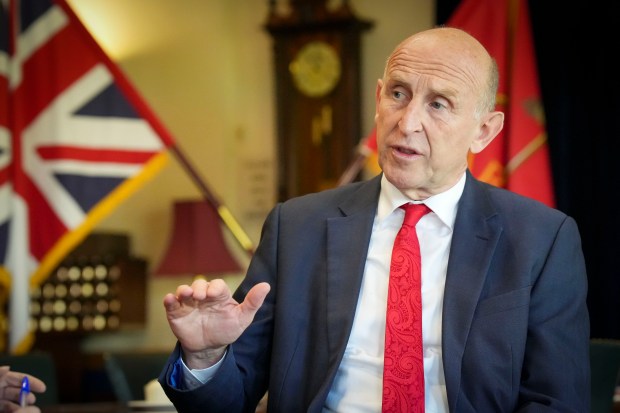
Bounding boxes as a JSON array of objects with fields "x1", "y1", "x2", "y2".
[{"x1": 153, "y1": 199, "x2": 242, "y2": 277}]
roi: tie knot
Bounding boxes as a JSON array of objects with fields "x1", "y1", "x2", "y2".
[{"x1": 400, "y1": 203, "x2": 431, "y2": 227}]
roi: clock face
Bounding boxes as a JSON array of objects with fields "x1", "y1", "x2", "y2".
[{"x1": 289, "y1": 41, "x2": 341, "y2": 98}]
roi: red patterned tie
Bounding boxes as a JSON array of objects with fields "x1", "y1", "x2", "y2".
[{"x1": 382, "y1": 203, "x2": 430, "y2": 413}]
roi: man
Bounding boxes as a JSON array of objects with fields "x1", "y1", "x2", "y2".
[{"x1": 159, "y1": 27, "x2": 590, "y2": 412}]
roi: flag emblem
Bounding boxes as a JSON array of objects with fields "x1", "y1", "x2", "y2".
[{"x1": 0, "y1": 0, "x2": 174, "y2": 353}]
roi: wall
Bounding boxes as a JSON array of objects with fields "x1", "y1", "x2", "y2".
[{"x1": 65, "y1": 0, "x2": 434, "y2": 353}]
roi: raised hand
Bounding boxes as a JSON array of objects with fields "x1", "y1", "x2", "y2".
[{"x1": 163, "y1": 278, "x2": 270, "y2": 369}]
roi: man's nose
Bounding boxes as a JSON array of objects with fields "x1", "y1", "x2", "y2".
[{"x1": 398, "y1": 101, "x2": 424, "y2": 134}]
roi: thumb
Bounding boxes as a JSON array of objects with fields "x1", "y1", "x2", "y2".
[{"x1": 241, "y1": 282, "x2": 271, "y2": 314}]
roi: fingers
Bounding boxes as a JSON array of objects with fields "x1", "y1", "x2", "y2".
[
  {"x1": 164, "y1": 279, "x2": 232, "y2": 307},
  {"x1": 162, "y1": 292, "x2": 180, "y2": 312},
  {"x1": 0, "y1": 371, "x2": 46, "y2": 394},
  {"x1": 26, "y1": 375, "x2": 46, "y2": 394},
  {"x1": 163, "y1": 279, "x2": 270, "y2": 326},
  {"x1": 203, "y1": 279, "x2": 231, "y2": 300},
  {"x1": 176, "y1": 283, "x2": 200, "y2": 301},
  {"x1": 243, "y1": 282, "x2": 271, "y2": 312},
  {"x1": 237, "y1": 282, "x2": 271, "y2": 330},
  {"x1": 0, "y1": 401, "x2": 12, "y2": 413},
  {"x1": 162, "y1": 281, "x2": 205, "y2": 312},
  {"x1": 163, "y1": 279, "x2": 231, "y2": 318},
  {"x1": 17, "y1": 408, "x2": 41, "y2": 413},
  {"x1": 0, "y1": 403, "x2": 42, "y2": 413},
  {"x1": 0, "y1": 371, "x2": 46, "y2": 413}
]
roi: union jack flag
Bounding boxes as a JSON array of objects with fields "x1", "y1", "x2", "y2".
[{"x1": 0, "y1": 0, "x2": 175, "y2": 353}]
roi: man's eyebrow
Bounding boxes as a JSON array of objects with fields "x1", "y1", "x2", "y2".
[{"x1": 385, "y1": 76, "x2": 409, "y2": 88}]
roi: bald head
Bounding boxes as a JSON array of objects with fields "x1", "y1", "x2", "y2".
[{"x1": 385, "y1": 27, "x2": 499, "y2": 117}]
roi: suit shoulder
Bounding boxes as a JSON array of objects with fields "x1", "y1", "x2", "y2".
[
  {"x1": 473, "y1": 178, "x2": 567, "y2": 223},
  {"x1": 279, "y1": 177, "x2": 378, "y2": 214}
]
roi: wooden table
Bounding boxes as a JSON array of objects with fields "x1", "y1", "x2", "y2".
[{"x1": 42, "y1": 403, "x2": 176, "y2": 413}]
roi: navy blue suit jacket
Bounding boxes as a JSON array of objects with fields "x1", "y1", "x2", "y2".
[{"x1": 160, "y1": 172, "x2": 590, "y2": 412}]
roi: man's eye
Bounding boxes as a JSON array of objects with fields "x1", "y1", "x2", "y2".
[
  {"x1": 430, "y1": 101, "x2": 445, "y2": 110},
  {"x1": 392, "y1": 91, "x2": 404, "y2": 99}
]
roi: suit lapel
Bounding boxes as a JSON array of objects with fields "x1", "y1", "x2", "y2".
[
  {"x1": 442, "y1": 173, "x2": 503, "y2": 411},
  {"x1": 325, "y1": 177, "x2": 380, "y2": 361},
  {"x1": 307, "y1": 177, "x2": 382, "y2": 411}
]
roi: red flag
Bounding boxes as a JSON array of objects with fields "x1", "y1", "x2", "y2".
[
  {"x1": 362, "y1": 127, "x2": 381, "y2": 178},
  {"x1": 448, "y1": 0, "x2": 555, "y2": 207},
  {"x1": 0, "y1": 0, "x2": 176, "y2": 353}
]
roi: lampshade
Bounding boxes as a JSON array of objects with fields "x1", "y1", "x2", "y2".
[{"x1": 153, "y1": 200, "x2": 242, "y2": 276}]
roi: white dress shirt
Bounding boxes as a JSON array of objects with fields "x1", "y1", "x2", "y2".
[
  {"x1": 323, "y1": 174, "x2": 464, "y2": 412},
  {"x1": 184, "y1": 173, "x2": 465, "y2": 413}
]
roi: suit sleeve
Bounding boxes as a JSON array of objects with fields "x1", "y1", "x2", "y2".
[
  {"x1": 517, "y1": 216, "x2": 590, "y2": 412},
  {"x1": 158, "y1": 205, "x2": 282, "y2": 413}
]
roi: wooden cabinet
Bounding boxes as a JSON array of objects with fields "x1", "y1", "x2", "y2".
[
  {"x1": 31, "y1": 232, "x2": 148, "y2": 403},
  {"x1": 31, "y1": 233, "x2": 147, "y2": 334},
  {"x1": 264, "y1": 0, "x2": 373, "y2": 200}
]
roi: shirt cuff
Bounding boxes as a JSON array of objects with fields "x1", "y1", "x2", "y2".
[{"x1": 180, "y1": 349, "x2": 228, "y2": 388}]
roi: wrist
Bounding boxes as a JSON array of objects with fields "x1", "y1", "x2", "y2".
[{"x1": 182, "y1": 346, "x2": 227, "y2": 370}]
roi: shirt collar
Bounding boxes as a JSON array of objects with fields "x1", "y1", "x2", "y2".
[{"x1": 377, "y1": 173, "x2": 466, "y2": 230}]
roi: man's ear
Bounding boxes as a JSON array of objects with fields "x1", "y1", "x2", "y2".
[
  {"x1": 470, "y1": 111, "x2": 504, "y2": 154},
  {"x1": 374, "y1": 79, "x2": 383, "y2": 120}
]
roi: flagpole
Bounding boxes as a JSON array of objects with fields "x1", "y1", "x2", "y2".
[
  {"x1": 337, "y1": 144, "x2": 372, "y2": 186},
  {"x1": 168, "y1": 143, "x2": 255, "y2": 257},
  {"x1": 337, "y1": 128, "x2": 377, "y2": 187}
]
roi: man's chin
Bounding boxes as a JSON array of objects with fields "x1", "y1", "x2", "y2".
[{"x1": 383, "y1": 168, "x2": 419, "y2": 190}]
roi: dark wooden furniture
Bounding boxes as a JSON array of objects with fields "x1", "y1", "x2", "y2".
[
  {"x1": 31, "y1": 232, "x2": 148, "y2": 404},
  {"x1": 264, "y1": 0, "x2": 373, "y2": 200}
]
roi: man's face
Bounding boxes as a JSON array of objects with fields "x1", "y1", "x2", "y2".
[{"x1": 375, "y1": 30, "x2": 499, "y2": 200}]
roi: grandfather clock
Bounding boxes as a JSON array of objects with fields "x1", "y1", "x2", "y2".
[{"x1": 264, "y1": 0, "x2": 373, "y2": 201}]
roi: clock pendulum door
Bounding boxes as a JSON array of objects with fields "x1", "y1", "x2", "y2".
[{"x1": 264, "y1": 0, "x2": 373, "y2": 201}]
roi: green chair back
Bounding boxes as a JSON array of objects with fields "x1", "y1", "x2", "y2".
[
  {"x1": 103, "y1": 351, "x2": 169, "y2": 402},
  {"x1": 590, "y1": 339, "x2": 620, "y2": 413}
]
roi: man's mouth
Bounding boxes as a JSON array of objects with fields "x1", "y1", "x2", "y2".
[{"x1": 394, "y1": 146, "x2": 418, "y2": 156}]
